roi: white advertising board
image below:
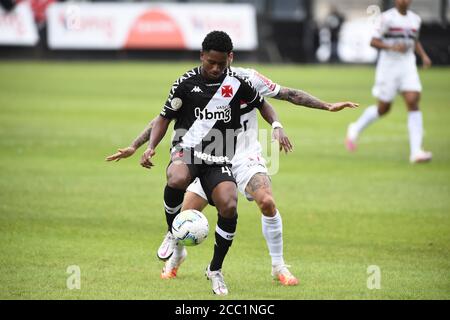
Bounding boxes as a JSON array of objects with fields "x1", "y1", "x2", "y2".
[{"x1": 47, "y1": 3, "x2": 258, "y2": 50}]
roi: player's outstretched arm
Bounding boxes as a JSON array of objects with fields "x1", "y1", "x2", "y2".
[
  {"x1": 274, "y1": 87, "x2": 358, "y2": 112},
  {"x1": 327, "y1": 101, "x2": 359, "y2": 112},
  {"x1": 258, "y1": 100, "x2": 293, "y2": 153},
  {"x1": 140, "y1": 115, "x2": 170, "y2": 169},
  {"x1": 105, "y1": 146, "x2": 137, "y2": 162},
  {"x1": 105, "y1": 117, "x2": 157, "y2": 162},
  {"x1": 415, "y1": 41, "x2": 432, "y2": 69}
]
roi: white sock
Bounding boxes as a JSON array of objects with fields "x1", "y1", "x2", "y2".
[
  {"x1": 261, "y1": 210, "x2": 284, "y2": 267},
  {"x1": 408, "y1": 110, "x2": 423, "y2": 156},
  {"x1": 349, "y1": 105, "x2": 380, "y2": 139},
  {"x1": 173, "y1": 242, "x2": 184, "y2": 257}
]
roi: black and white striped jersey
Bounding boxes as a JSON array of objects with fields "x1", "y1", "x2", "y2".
[{"x1": 160, "y1": 67, "x2": 264, "y2": 164}]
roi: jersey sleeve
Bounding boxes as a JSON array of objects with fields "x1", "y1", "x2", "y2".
[
  {"x1": 372, "y1": 13, "x2": 388, "y2": 39},
  {"x1": 415, "y1": 14, "x2": 422, "y2": 40},
  {"x1": 238, "y1": 77, "x2": 265, "y2": 110},
  {"x1": 160, "y1": 80, "x2": 186, "y2": 120},
  {"x1": 248, "y1": 69, "x2": 281, "y2": 98}
]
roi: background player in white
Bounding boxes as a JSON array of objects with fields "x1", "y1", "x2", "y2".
[
  {"x1": 345, "y1": 0, "x2": 432, "y2": 163},
  {"x1": 107, "y1": 63, "x2": 358, "y2": 287}
]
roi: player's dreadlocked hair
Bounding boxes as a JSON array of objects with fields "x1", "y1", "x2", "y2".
[{"x1": 202, "y1": 31, "x2": 233, "y2": 53}]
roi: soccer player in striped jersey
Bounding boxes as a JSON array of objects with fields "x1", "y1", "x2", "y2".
[
  {"x1": 129, "y1": 31, "x2": 287, "y2": 296},
  {"x1": 345, "y1": 0, "x2": 432, "y2": 163},
  {"x1": 107, "y1": 44, "x2": 357, "y2": 293}
]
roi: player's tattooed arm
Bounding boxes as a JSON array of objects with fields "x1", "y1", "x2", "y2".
[
  {"x1": 275, "y1": 87, "x2": 330, "y2": 110},
  {"x1": 105, "y1": 117, "x2": 156, "y2": 162},
  {"x1": 141, "y1": 116, "x2": 171, "y2": 169},
  {"x1": 131, "y1": 118, "x2": 155, "y2": 149},
  {"x1": 275, "y1": 87, "x2": 359, "y2": 112}
]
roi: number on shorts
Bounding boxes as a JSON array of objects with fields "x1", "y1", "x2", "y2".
[{"x1": 221, "y1": 166, "x2": 232, "y2": 176}]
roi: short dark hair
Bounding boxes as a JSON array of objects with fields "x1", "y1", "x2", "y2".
[{"x1": 201, "y1": 31, "x2": 233, "y2": 53}]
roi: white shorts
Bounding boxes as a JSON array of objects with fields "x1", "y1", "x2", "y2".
[
  {"x1": 372, "y1": 58, "x2": 422, "y2": 102},
  {"x1": 186, "y1": 154, "x2": 268, "y2": 202}
]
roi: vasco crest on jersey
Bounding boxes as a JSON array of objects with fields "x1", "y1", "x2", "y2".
[{"x1": 221, "y1": 85, "x2": 233, "y2": 97}]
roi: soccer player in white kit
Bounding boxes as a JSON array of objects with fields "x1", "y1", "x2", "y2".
[
  {"x1": 106, "y1": 65, "x2": 358, "y2": 289},
  {"x1": 345, "y1": 0, "x2": 432, "y2": 163}
]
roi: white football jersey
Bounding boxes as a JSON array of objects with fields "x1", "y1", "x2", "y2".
[
  {"x1": 230, "y1": 67, "x2": 281, "y2": 99},
  {"x1": 373, "y1": 8, "x2": 421, "y2": 63},
  {"x1": 230, "y1": 67, "x2": 281, "y2": 162}
]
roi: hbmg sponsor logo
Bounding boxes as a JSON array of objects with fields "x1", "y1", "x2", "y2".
[{"x1": 194, "y1": 106, "x2": 231, "y2": 123}]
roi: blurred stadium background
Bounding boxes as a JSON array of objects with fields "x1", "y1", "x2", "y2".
[{"x1": 1, "y1": 0, "x2": 449, "y2": 64}]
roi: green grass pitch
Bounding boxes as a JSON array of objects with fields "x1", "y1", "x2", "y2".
[{"x1": 0, "y1": 61, "x2": 449, "y2": 300}]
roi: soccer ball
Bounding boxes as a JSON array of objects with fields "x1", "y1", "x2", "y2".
[{"x1": 171, "y1": 209, "x2": 209, "y2": 246}]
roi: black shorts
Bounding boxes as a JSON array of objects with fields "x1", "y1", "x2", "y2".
[
  {"x1": 198, "y1": 165, "x2": 236, "y2": 206},
  {"x1": 168, "y1": 150, "x2": 236, "y2": 206}
]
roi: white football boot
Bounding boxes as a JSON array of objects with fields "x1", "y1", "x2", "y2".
[
  {"x1": 271, "y1": 264, "x2": 299, "y2": 286},
  {"x1": 157, "y1": 231, "x2": 177, "y2": 261},
  {"x1": 410, "y1": 150, "x2": 432, "y2": 164},
  {"x1": 205, "y1": 265, "x2": 228, "y2": 295},
  {"x1": 345, "y1": 123, "x2": 358, "y2": 152}
]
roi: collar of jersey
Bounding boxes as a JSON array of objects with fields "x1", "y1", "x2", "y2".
[{"x1": 199, "y1": 66, "x2": 227, "y2": 84}]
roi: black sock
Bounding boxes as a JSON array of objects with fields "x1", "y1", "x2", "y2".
[
  {"x1": 210, "y1": 213, "x2": 238, "y2": 271},
  {"x1": 164, "y1": 185, "x2": 185, "y2": 232}
]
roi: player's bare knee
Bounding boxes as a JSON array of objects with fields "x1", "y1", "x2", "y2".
[
  {"x1": 212, "y1": 181, "x2": 237, "y2": 218},
  {"x1": 169, "y1": 178, "x2": 190, "y2": 190},
  {"x1": 167, "y1": 172, "x2": 190, "y2": 189},
  {"x1": 218, "y1": 203, "x2": 237, "y2": 219},
  {"x1": 378, "y1": 103, "x2": 391, "y2": 116},
  {"x1": 406, "y1": 99, "x2": 420, "y2": 111},
  {"x1": 407, "y1": 104, "x2": 419, "y2": 112},
  {"x1": 403, "y1": 92, "x2": 420, "y2": 110},
  {"x1": 216, "y1": 195, "x2": 237, "y2": 219},
  {"x1": 257, "y1": 194, "x2": 276, "y2": 216}
]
